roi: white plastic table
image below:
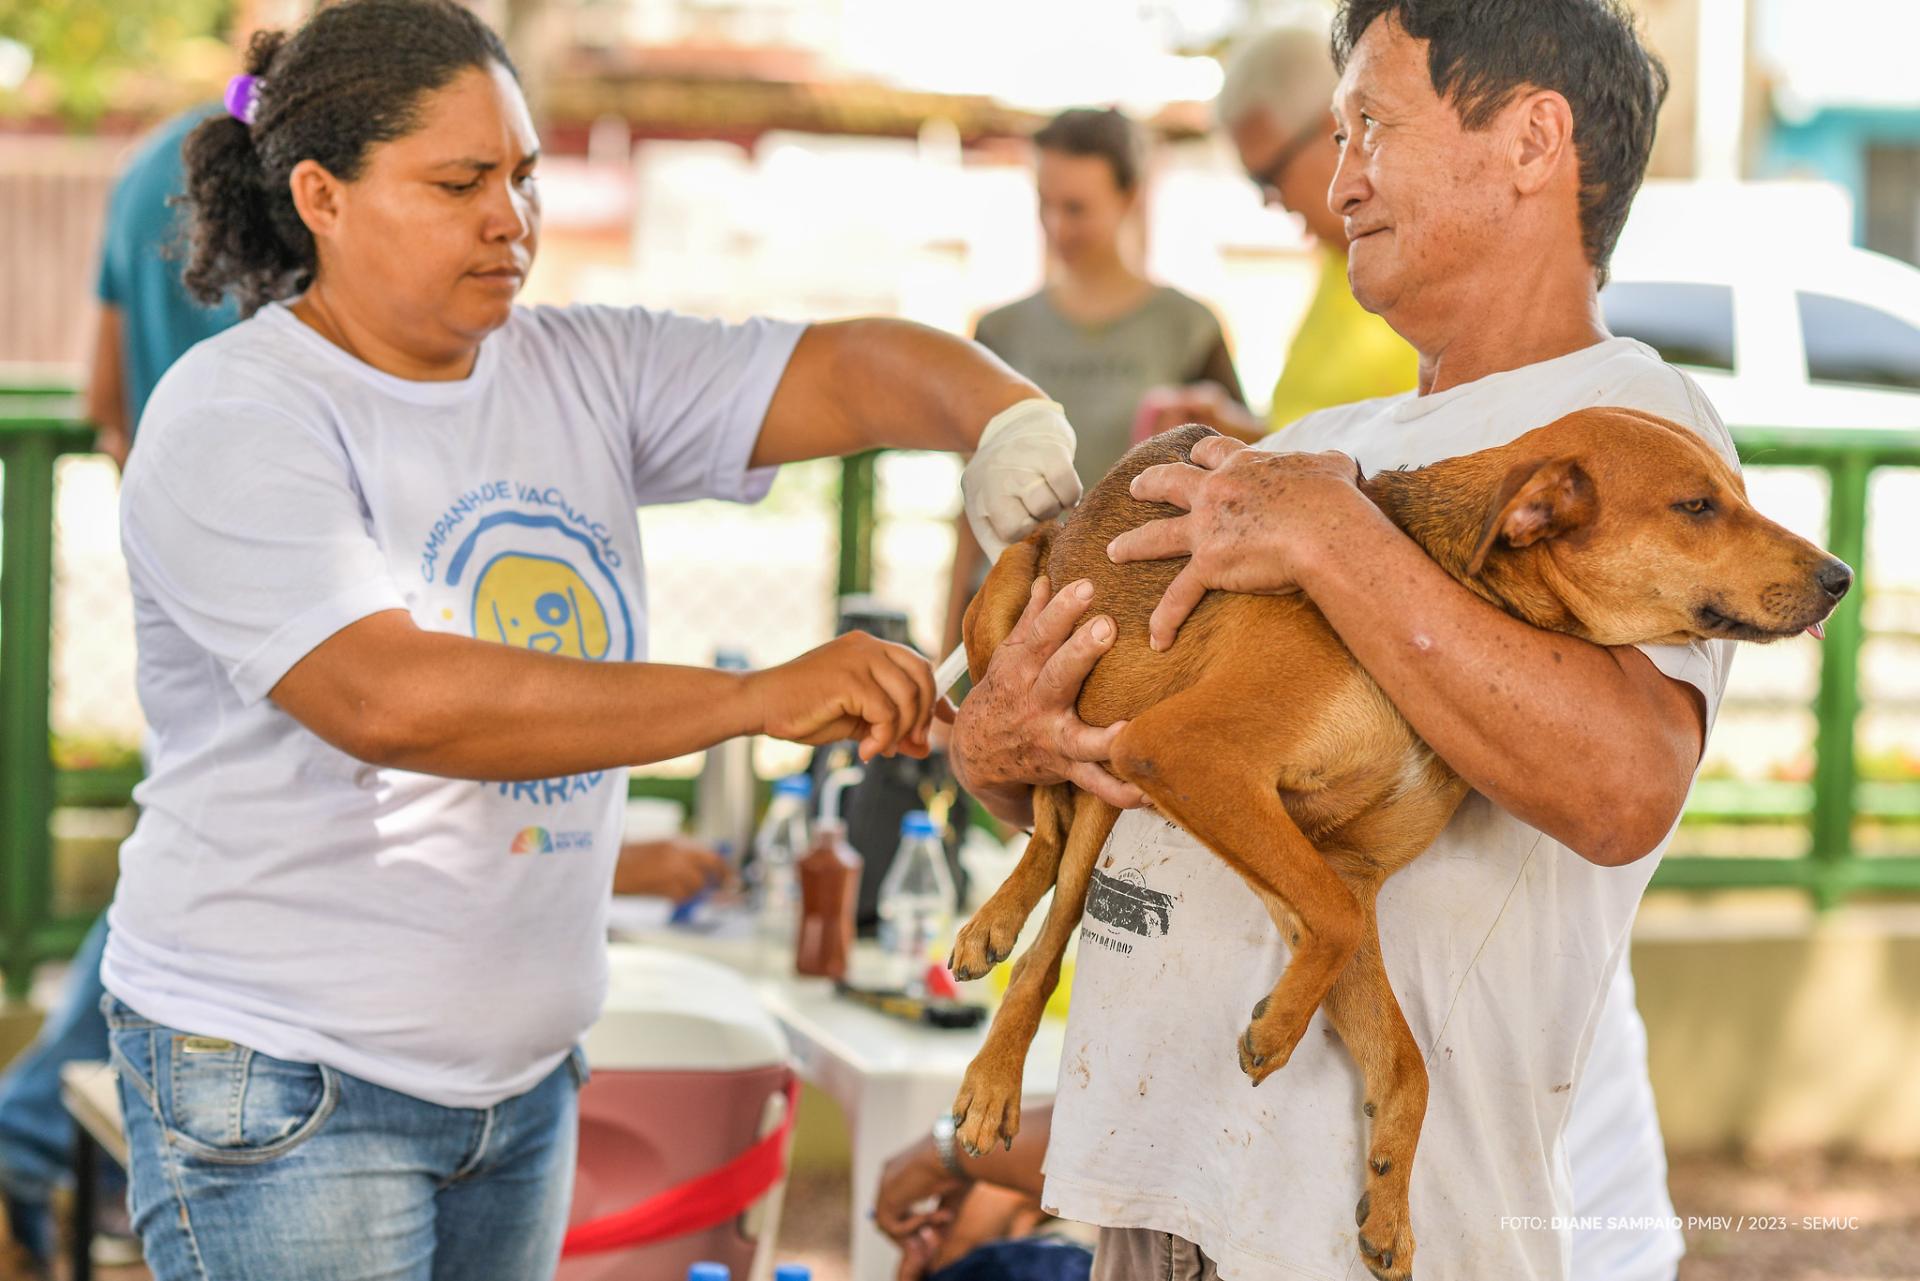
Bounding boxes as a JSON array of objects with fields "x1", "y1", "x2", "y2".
[{"x1": 610, "y1": 908, "x2": 1065, "y2": 1281}]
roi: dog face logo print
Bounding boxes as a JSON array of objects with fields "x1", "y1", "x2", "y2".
[
  {"x1": 472, "y1": 553, "x2": 609, "y2": 658},
  {"x1": 441, "y1": 510, "x2": 635, "y2": 662}
]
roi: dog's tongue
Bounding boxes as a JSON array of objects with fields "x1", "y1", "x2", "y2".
[{"x1": 1808, "y1": 621, "x2": 1826, "y2": 640}]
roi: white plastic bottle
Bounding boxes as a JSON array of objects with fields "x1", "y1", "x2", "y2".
[
  {"x1": 877, "y1": 810, "x2": 956, "y2": 994},
  {"x1": 751, "y1": 773, "x2": 812, "y2": 968},
  {"x1": 693, "y1": 648, "x2": 757, "y2": 858}
]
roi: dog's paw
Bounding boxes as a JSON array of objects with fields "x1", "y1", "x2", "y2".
[
  {"x1": 1236, "y1": 993, "x2": 1311, "y2": 1086},
  {"x1": 1355, "y1": 1186, "x2": 1415, "y2": 1281},
  {"x1": 949, "y1": 907, "x2": 1022, "y2": 982},
  {"x1": 952, "y1": 1061, "x2": 1023, "y2": 1157}
]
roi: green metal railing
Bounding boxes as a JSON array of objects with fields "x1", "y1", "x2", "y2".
[
  {"x1": 2, "y1": 402, "x2": 1917, "y2": 995},
  {"x1": 1, "y1": 397, "x2": 98, "y2": 996},
  {"x1": 0, "y1": 399, "x2": 882, "y2": 997},
  {"x1": 1649, "y1": 425, "x2": 1920, "y2": 905}
]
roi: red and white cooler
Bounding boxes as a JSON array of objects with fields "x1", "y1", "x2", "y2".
[{"x1": 558, "y1": 944, "x2": 796, "y2": 1281}]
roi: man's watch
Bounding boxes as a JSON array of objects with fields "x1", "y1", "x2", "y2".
[{"x1": 931, "y1": 1113, "x2": 967, "y2": 1178}]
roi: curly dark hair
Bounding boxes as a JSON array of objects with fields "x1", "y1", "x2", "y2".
[
  {"x1": 180, "y1": 0, "x2": 516, "y2": 315},
  {"x1": 1332, "y1": 0, "x2": 1668, "y2": 285}
]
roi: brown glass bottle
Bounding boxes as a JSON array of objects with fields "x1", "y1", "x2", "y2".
[{"x1": 795, "y1": 819, "x2": 862, "y2": 980}]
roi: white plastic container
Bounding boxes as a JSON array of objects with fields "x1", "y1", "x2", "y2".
[{"x1": 560, "y1": 946, "x2": 794, "y2": 1281}]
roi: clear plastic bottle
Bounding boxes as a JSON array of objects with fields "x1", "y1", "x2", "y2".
[
  {"x1": 687, "y1": 1264, "x2": 730, "y2": 1281},
  {"x1": 774, "y1": 1267, "x2": 812, "y2": 1281},
  {"x1": 877, "y1": 810, "x2": 956, "y2": 994},
  {"x1": 751, "y1": 774, "x2": 812, "y2": 967}
]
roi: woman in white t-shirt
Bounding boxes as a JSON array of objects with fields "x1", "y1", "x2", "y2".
[{"x1": 99, "y1": 2, "x2": 1082, "y2": 1277}]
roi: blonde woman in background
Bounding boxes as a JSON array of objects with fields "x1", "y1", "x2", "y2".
[{"x1": 941, "y1": 107, "x2": 1246, "y2": 652}]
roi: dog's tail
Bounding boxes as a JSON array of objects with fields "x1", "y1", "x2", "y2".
[{"x1": 962, "y1": 526, "x2": 1054, "y2": 685}]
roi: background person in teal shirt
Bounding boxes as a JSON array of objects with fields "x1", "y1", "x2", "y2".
[
  {"x1": 0, "y1": 102, "x2": 240, "y2": 1270},
  {"x1": 85, "y1": 103, "x2": 242, "y2": 467}
]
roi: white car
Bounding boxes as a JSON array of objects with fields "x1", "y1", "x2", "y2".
[{"x1": 1602, "y1": 238, "x2": 1920, "y2": 432}]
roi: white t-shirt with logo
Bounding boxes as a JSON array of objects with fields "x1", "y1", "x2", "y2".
[
  {"x1": 1042, "y1": 338, "x2": 1730, "y2": 1280},
  {"x1": 104, "y1": 301, "x2": 804, "y2": 1109}
]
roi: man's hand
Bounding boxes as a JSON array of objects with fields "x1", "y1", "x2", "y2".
[
  {"x1": 747, "y1": 631, "x2": 935, "y2": 761},
  {"x1": 874, "y1": 1135, "x2": 969, "y2": 1272},
  {"x1": 1108, "y1": 436, "x2": 1379, "y2": 650},
  {"x1": 948, "y1": 576, "x2": 1143, "y2": 817},
  {"x1": 611, "y1": 837, "x2": 736, "y2": 900}
]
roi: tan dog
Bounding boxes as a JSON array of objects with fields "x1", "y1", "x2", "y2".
[{"x1": 948, "y1": 407, "x2": 1851, "y2": 1281}]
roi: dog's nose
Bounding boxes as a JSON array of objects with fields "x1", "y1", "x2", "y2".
[{"x1": 1817, "y1": 559, "x2": 1853, "y2": 601}]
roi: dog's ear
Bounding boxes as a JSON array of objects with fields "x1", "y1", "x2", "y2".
[{"x1": 1467, "y1": 456, "x2": 1598, "y2": 576}]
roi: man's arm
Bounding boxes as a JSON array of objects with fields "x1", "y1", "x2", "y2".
[
  {"x1": 1292, "y1": 489, "x2": 1703, "y2": 866},
  {"x1": 1111, "y1": 440, "x2": 1704, "y2": 867},
  {"x1": 85, "y1": 304, "x2": 130, "y2": 470}
]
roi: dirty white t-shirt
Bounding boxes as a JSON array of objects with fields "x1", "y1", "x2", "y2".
[
  {"x1": 1566, "y1": 952, "x2": 1685, "y2": 1281},
  {"x1": 105, "y1": 301, "x2": 803, "y2": 1108},
  {"x1": 1043, "y1": 338, "x2": 1732, "y2": 1280}
]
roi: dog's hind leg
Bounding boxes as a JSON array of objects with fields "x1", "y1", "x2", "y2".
[
  {"x1": 1109, "y1": 690, "x2": 1363, "y2": 1088},
  {"x1": 948, "y1": 529, "x2": 1067, "y2": 982},
  {"x1": 952, "y1": 788, "x2": 1118, "y2": 1157},
  {"x1": 950, "y1": 783, "x2": 1070, "y2": 981},
  {"x1": 1322, "y1": 877, "x2": 1422, "y2": 1281}
]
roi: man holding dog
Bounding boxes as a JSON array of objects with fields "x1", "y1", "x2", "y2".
[{"x1": 948, "y1": 2, "x2": 1728, "y2": 1278}]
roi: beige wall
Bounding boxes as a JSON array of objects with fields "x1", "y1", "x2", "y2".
[
  {"x1": 0, "y1": 137, "x2": 119, "y2": 372},
  {"x1": 1632, "y1": 0, "x2": 1773, "y2": 181},
  {"x1": 1635, "y1": 899, "x2": 1920, "y2": 1157}
]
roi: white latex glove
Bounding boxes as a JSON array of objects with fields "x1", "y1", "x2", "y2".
[{"x1": 960, "y1": 399, "x2": 1081, "y2": 559}]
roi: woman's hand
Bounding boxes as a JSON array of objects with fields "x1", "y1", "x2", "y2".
[
  {"x1": 748, "y1": 631, "x2": 936, "y2": 761},
  {"x1": 960, "y1": 399, "x2": 1081, "y2": 558},
  {"x1": 1133, "y1": 381, "x2": 1264, "y2": 445},
  {"x1": 611, "y1": 837, "x2": 735, "y2": 900},
  {"x1": 1107, "y1": 436, "x2": 1374, "y2": 649},
  {"x1": 948, "y1": 576, "x2": 1143, "y2": 816}
]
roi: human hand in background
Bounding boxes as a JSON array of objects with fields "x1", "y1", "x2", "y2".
[
  {"x1": 1131, "y1": 381, "x2": 1264, "y2": 445},
  {"x1": 611, "y1": 837, "x2": 735, "y2": 900},
  {"x1": 875, "y1": 1134, "x2": 969, "y2": 1277}
]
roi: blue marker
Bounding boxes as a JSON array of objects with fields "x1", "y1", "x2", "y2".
[{"x1": 669, "y1": 842, "x2": 729, "y2": 925}]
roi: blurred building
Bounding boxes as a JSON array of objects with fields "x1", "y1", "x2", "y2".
[{"x1": 1757, "y1": 0, "x2": 1920, "y2": 264}]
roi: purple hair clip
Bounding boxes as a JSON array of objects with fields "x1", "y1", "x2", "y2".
[{"x1": 224, "y1": 73, "x2": 261, "y2": 127}]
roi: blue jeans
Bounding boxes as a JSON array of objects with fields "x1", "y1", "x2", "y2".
[
  {"x1": 104, "y1": 995, "x2": 584, "y2": 1281},
  {"x1": 0, "y1": 914, "x2": 113, "y2": 1255}
]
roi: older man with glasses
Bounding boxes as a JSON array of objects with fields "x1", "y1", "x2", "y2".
[{"x1": 1143, "y1": 19, "x2": 1420, "y2": 437}]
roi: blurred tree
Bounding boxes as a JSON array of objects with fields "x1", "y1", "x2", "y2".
[{"x1": 0, "y1": 0, "x2": 232, "y2": 125}]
